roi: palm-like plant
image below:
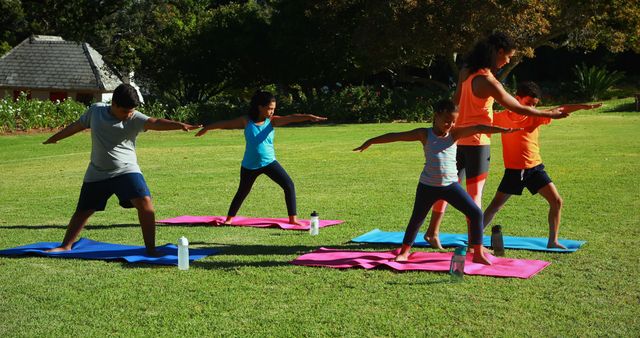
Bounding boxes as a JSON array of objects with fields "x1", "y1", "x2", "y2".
[{"x1": 573, "y1": 64, "x2": 625, "y2": 101}]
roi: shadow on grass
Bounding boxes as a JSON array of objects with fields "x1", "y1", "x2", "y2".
[
  {"x1": 121, "y1": 242, "x2": 401, "y2": 270},
  {"x1": 189, "y1": 260, "x2": 291, "y2": 270},
  {"x1": 188, "y1": 242, "x2": 392, "y2": 256},
  {"x1": 601, "y1": 101, "x2": 637, "y2": 113},
  {"x1": 0, "y1": 222, "x2": 222, "y2": 230},
  {"x1": 386, "y1": 278, "x2": 454, "y2": 285}
]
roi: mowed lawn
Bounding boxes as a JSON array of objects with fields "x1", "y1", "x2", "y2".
[{"x1": 0, "y1": 98, "x2": 638, "y2": 337}]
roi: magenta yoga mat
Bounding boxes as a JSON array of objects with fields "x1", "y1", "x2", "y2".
[
  {"x1": 158, "y1": 215, "x2": 343, "y2": 230},
  {"x1": 291, "y1": 247, "x2": 550, "y2": 279}
]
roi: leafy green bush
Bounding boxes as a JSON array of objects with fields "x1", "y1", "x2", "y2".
[
  {"x1": 149, "y1": 85, "x2": 445, "y2": 125},
  {"x1": 0, "y1": 93, "x2": 87, "y2": 132},
  {"x1": 573, "y1": 64, "x2": 625, "y2": 101},
  {"x1": 280, "y1": 85, "x2": 444, "y2": 123},
  {"x1": 1, "y1": 85, "x2": 446, "y2": 132},
  {"x1": 140, "y1": 95, "x2": 247, "y2": 125}
]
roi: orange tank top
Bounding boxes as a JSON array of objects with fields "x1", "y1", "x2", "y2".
[{"x1": 457, "y1": 68, "x2": 494, "y2": 146}]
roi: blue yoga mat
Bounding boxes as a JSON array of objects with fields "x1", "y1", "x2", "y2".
[
  {"x1": 351, "y1": 229, "x2": 585, "y2": 253},
  {"x1": 0, "y1": 238, "x2": 219, "y2": 265}
]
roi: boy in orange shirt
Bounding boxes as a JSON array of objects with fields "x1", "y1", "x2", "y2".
[{"x1": 484, "y1": 81, "x2": 601, "y2": 248}]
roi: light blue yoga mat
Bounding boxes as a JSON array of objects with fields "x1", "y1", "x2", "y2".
[
  {"x1": 0, "y1": 238, "x2": 219, "y2": 265},
  {"x1": 351, "y1": 229, "x2": 585, "y2": 253}
]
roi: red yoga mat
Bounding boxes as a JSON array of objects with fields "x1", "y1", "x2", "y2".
[
  {"x1": 291, "y1": 248, "x2": 550, "y2": 279},
  {"x1": 157, "y1": 215, "x2": 343, "y2": 230}
]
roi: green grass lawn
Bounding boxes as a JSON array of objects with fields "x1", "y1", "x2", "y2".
[{"x1": 0, "y1": 98, "x2": 638, "y2": 337}]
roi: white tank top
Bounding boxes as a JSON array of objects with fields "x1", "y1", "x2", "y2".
[{"x1": 419, "y1": 128, "x2": 458, "y2": 187}]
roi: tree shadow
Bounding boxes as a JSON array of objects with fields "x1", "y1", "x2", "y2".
[{"x1": 601, "y1": 101, "x2": 637, "y2": 113}]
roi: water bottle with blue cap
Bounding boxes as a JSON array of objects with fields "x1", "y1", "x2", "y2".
[{"x1": 449, "y1": 246, "x2": 466, "y2": 282}]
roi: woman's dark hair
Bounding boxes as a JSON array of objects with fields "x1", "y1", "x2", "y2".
[
  {"x1": 465, "y1": 32, "x2": 516, "y2": 73},
  {"x1": 433, "y1": 99, "x2": 457, "y2": 116},
  {"x1": 112, "y1": 83, "x2": 140, "y2": 109},
  {"x1": 248, "y1": 90, "x2": 276, "y2": 122},
  {"x1": 516, "y1": 81, "x2": 542, "y2": 99}
]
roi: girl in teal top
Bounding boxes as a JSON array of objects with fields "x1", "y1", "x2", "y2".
[{"x1": 197, "y1": 91, "x2": 326, "y2": 225}]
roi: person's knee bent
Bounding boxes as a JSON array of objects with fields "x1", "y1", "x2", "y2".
[
  {"x1": 135, "y1": 196, "x2": 155, "y2": 214},
  {"x1": 467, "y1": 205, "x2": 483, "y2": 224},
  {"x1": 281, "y1": 180, "x2": 295, "y2": 195},
  {"x1": 549, "y1": 195, "x2": 563, "y2": 210}
]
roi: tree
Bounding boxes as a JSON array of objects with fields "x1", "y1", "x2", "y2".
[{"x1": 304, "y1": 0, "x2": 640, "y2": 81}]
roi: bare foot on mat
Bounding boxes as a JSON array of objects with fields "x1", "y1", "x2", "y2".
[
  {"x1": 394, "y1": 252, "x2": 411, "y2": 262},
  {"x1": 547, "y1": 241, "x2": 567, "y2": 250},
  {"x1": 472, "y1": 252, "x2": 492, "y2": 265},
  {"x1": 424, "y1": 233, "x2": 443, "y2": 249},
  {"x1": 45, "y1": 246, "x2": 70, "y2": 253}
]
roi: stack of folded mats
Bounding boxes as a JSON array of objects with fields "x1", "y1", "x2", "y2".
[
  {"x1": 0, "y1": 238, "x2": 218, "y2": 265},
  {"x1": 352, "y1": 229, "x2": 585, "y2": 252},
  {"x1": 292, "y1": 247, "x2": 550, "y2": 279},
  {"x1": 158, "y1": 215, "x2": 343, "y2": 230}
]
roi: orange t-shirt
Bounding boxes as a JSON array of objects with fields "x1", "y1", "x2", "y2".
[
  {"x1": 493, "y1": 110, "x2": 551, "y2": 169},
  {"x1": 457, "y1": 68, "x2": 495, "y2": 146}
]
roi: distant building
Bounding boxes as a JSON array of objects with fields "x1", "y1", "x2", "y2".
[{"x1": 0, "y1": 35, "x2": 140, "y2": 104}]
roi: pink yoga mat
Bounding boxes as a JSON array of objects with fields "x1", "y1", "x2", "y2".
[
  {"x1": 157, "y1": 215, "x2": 344, "y2": 230},
  {"x1": 291, "y1": 248, "x2": 550, "y2": 279}
]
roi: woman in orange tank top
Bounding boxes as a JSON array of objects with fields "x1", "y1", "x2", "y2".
[{"x1": 424, "y1": 32, "x2": 570, "y2": 249}]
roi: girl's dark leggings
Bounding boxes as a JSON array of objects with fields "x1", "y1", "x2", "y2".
[
  {"x1": 227, "y1": 161, "x2": 297, "y2": 216},
  {"x1": 402, "y1": 182, "x2": 483, "y2": 246}
]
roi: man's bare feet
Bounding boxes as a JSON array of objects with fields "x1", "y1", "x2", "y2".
[
  {"x1": 223, "y1": 216, "x2": 233, "y2": 225},
  {"x1": 547, "y1": 241, "x2": 567, "y2": 250},
  {"x1": 45, "y1": 246, "x2": 71, "y2": 253},
  {"x1": 424, "y1": 233, "x2": 444, "y2": 249}
]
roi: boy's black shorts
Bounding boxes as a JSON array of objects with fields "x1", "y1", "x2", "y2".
[
  {"x1": 76, "y1": 173, "x2": 151, "y2": 211},
  {"x1": 497, "y1": 164, "x2": 552, "y2": 195}
]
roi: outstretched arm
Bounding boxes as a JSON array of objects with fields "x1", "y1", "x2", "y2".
[
  {"x1": 451, "y1": 124, "x2": 520, "y2": 141},
  {"x1": 271, "y1": 114, "x2": 327, "y2": 127},
  {"x1": 478, "y1": 76, "x2": 569, "y2": 119},
  {"x1": 353, "y1": 128, "x2": 427, "y2": 152},
  {"x1": 195, "y1": 116, "x2": 247, "y2": 136},
  {"x1": 144, "y1": 118, "x2": 201, "y2": 131},
  {"x1": 43, "y1": 121, "x2": 87, "y2": 144},
  {"x1": 556, "y1": 103, "x2": 602, "y2": 114}
]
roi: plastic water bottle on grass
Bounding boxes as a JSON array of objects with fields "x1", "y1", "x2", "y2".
[
  {"x1": 178, "y1": 236, "x2": 189, "y2": 270},
  {"x1": 449, "y1": 246, "x2": 466, "y2": 282},
  {"x1": 491, "y1": 225, "x2": 505, "y2": 257},
  {"x1": 309, "y1": 211, "x2": 319, "y2": 236}
]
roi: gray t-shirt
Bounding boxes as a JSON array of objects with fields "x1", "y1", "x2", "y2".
[{"x1": 79, "y1": 103, "x2": 150, "y2": 182}]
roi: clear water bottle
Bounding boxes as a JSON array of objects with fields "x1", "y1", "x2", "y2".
[
  {"x1": 309, "y1": 211, "x2": 319, "y2": 236},
  {"x1": 178, "y1": 236, "x2": 189, "y2": 270},
  {"x1": 449, "y1": 246, "x2": 467, "y2": 282},
  {"x1": 491, "y1": 225, "x2": 505, "y2": 257}
]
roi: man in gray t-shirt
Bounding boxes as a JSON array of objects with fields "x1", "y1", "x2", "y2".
[{"x1": 43, "y1": 84, "x2": 200, "y2": 255}]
